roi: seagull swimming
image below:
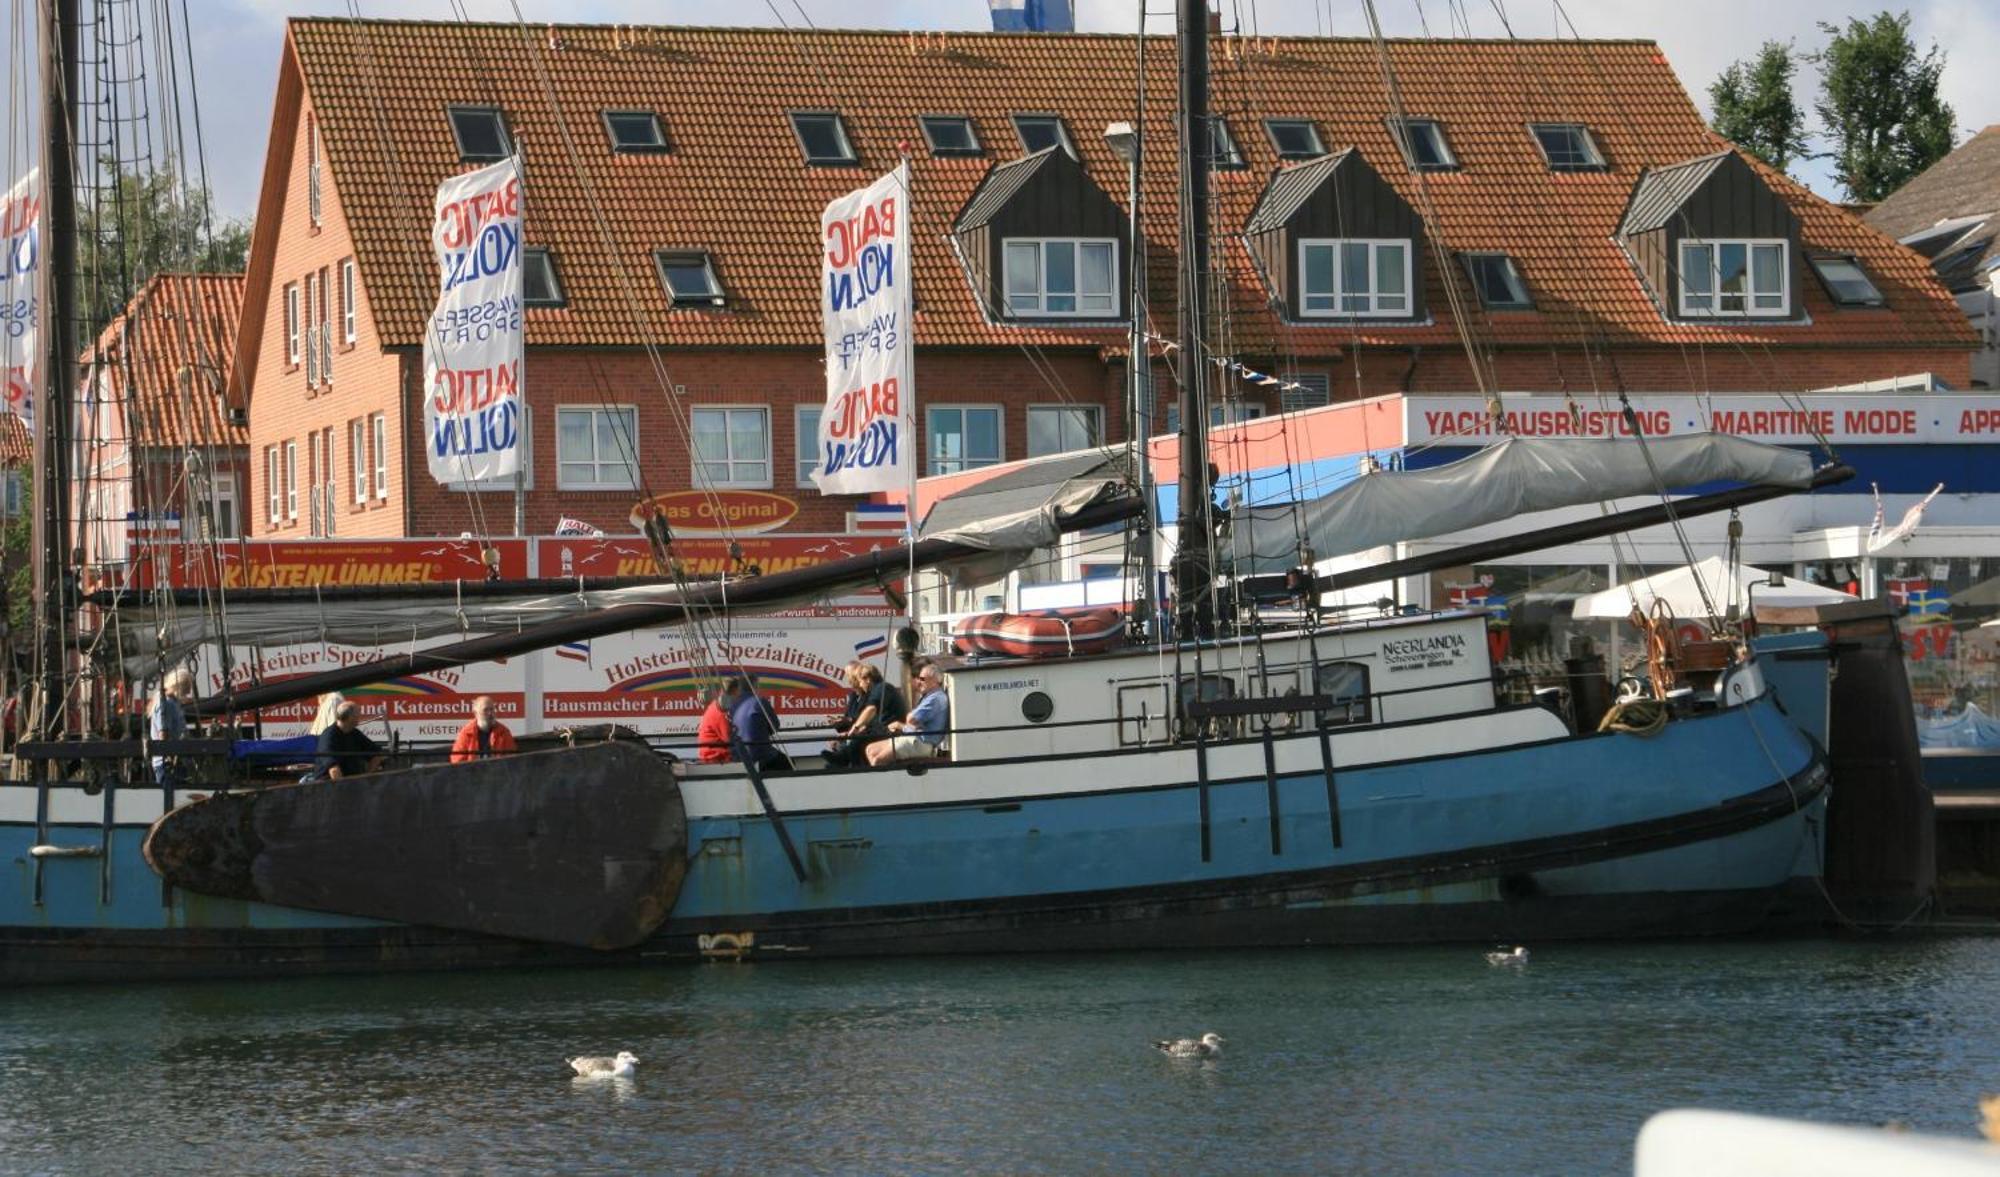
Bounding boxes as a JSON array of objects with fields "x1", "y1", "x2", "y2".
[
  {"x1": 1485, "y1": 946, "x2": 1530, "y2": 966},
  {"x1": 1154, "y1": 1032, "x2": 1224, "y2": 1058},
  {"x1": 568, "y1": 1050, "x2": 639, "y2": 1079}
]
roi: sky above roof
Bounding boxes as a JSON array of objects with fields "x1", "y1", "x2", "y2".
[{"x1": 9, "y1": 1, "x2": 2000, "y2": 219}]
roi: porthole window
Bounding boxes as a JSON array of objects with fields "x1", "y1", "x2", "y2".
[{"x1": 1021, "y1": 691, "x2": 1054, "y2": 724}]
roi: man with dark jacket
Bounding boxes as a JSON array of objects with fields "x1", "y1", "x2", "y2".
[{"x1": 729, "y1": 677, "x2": 791, "y2": 773}]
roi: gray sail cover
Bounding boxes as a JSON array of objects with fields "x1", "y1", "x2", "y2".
[
  {"x1": 919, "y1": 448, "x2": 1138, "y2": 583},
  {"x1": 1229, "y1": 433, "x2": 1812, "y2": 571}
]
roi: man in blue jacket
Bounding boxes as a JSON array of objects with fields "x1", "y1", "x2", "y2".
[
  {"x1": 728, "y1": 676, "x2": 792, "y2": 773},
  {"x1": 866, "y1": 662, "x2": 948, "y2": 766}
]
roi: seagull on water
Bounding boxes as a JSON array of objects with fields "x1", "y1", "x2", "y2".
[
  {"x1": 1485, "y1": 946, "x2": 1530, "y2": 967},
  {"x1": 568, "y1": 1050, "x2": 639, "y2": 1079},
  {"x1": 1154, "y1": 1032, "x2": 1224, "y2": 1058}
]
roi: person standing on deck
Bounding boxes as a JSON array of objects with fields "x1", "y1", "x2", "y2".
[
  {"x1": 697, "y1": 679, "x2": 741, "y2": 764},
  {"x1": 149, "y1": 670, "x2": 194, "y2": 788},
  {"x1": 449, "y1": 695, "x2": 518, "y2": 764}
]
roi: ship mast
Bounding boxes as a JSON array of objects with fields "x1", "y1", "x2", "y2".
[
  {"x1": 34, "y1": 0, "x2": 80, "y2": 743},
  {"x1": 1170, "y1": 0, "x2": 1216, "y2": 639}
]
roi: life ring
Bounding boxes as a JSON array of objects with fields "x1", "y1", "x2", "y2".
[{"x1": 951, "y1": 608, "x2": 1126, "y2": 659}]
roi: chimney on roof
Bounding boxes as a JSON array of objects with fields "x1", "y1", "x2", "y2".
[{"x1": 547, "y1": 24, "x2": 562, "y2": 51}]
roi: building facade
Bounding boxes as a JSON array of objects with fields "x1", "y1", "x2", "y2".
[
  {"x1": 1865, "y1": 124, "x2": 2000, "y2": 390},
  {"x1": 230, "y1": 20, "x2": 1972, "y2": 541}
]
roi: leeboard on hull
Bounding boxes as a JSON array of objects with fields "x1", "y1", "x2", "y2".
[{"x1": 141, "y1": 742, "x2": 688, "y2": 950}]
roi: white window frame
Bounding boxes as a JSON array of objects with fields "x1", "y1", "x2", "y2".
[
  {"x1": 1010, "y1": 113, "x2": 1074, "y2": 158},
  {"x1": 1263, "y1": 118, "x2": 1326, "y2": 160},
  {"x1": 655, "y1": 251, "x2": 726, "y2": 307},
  {"x1": 266, "y1": 446, "x2": 281, "y2": 523},
  {"x1": 918, "y1": 114, "x2": 982, "y2": 158},
  {"x1": 1807, "y1": 253, "x2": 1884, "y2": 308},
  {"x1": 1001, "y1": 237, "x2": 1120, "y2": 319},
  {"x1": 788, "y1": 111, "x2": 857, "y2": 166},
  {"x1": 340, "y1": 258, "x2": 357, "y2": 342},
  {"x1": 284, "y1": 284, "x2": 300, "y2": 366},
  {"x1": 351, "y1": 419, "x2": 368, "y2": 504},
  {"x1": 209, "y1": 471, "x2": 239, "y2": 539},
  {"x1": 306, "y1": 116, "x2": 322, "y2": 226},
  {"x1": 795, "y1": 404, "x2": 823, "y2": 487},
  {"x1": 283, "y1": 440, "x2": 298, "y2": 521},
  {"x1": 307, "y1": 431, "x2": 324, "y2": 534},
  {"x1": 601, "y1": 109, "x2": 668, "y2": 153},
  {"x1": 372, "y1": 413, "x2": 387, "y2": 500},
  {"x1": 555, "y1": 405, "x2": 641, "y2": 491},
  {"x1": 1529, "y1": 122, "x2": 1605, "y2": 171},
  {"x1": 691, "y1": 406, "x2": 772, "y2": 489},
  {"x1": 1298, "y1": 238, "x2": 1414, "y2": 318},
  {"x1": 1026, "y1": 404, "x2": 1102, "y2": 458},
  {"x1": 1677, "y1": 238, "x2": 1789, "y2": 319},
  {"x1": 303, "y1": 273, "x2": 319, "y2": 387},
  {"x1": 926, "y1": 404, "x2": 1004, "y2": 476},
  {"x1": 1389, "y1": 117, "x2": 1456, "y2": 171}
]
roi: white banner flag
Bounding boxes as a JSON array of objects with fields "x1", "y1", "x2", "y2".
[
  {"x1": 423, "y1": 157, "x2": 524, "y2": 486},
  {"x1": 813, "y1": 164, "x2": 914, "y2": 497},
  {"x1": 1, "y1": 168, "x2": 42, "y2": 433},
  {"x1": 1867, "y1": 481, "x2": 1944, "y2": 552}
]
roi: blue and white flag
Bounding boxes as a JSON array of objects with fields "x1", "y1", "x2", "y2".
[
  {"x1": 0, "y1": 168, "x2": 40, "y2": 433},
  {"x1": 989, "y1": 0, "x2": 1074, "y2": 32},
  {"x1": 814, "y1": 164, "x2": 914, "y2": 496},
  {"x1": 556, "y1": 639, "x2": 591, "y2": 663},
  {"x1": 854, "y1": 633, "x2": 888, "y2": 660},
  {"x1": 423, "y1": 156, "x2": 524, "y2": 486}
]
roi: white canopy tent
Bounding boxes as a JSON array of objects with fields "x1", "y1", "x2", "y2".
[{"x1": 1572, "y1": 556, "x2": 1855, "y2": 624}]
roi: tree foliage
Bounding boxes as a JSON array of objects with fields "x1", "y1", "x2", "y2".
[
  {"x1": 1812, "y1": 11, "x2": 1956, "y2": 202},
  {"x1": 1708, "y1": 41, "x2": 1811, "y2": 174},
  {"x1": 77, "y1": 160, "x2": 249, "y2": 340}
]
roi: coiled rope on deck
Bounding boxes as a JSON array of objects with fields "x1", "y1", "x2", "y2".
[{"x1": 1597, "y1": 698, "x2": 1669, "y2": 737}]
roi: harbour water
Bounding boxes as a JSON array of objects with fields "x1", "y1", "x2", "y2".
[{"x1": 2, "y1": 937, "x2": 1997, "y2": 1175}]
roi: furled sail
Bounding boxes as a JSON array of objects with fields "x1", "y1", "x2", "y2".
[
  {"x1": 918, "y1": 447, "x2": 1139, "y2": 583},
  {"x1": 1227, "y1": 433, "x2": 1814, "y2": 573}
]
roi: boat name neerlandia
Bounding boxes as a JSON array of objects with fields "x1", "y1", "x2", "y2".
[{"x1": 1380, "y1": 632, "x2": 1468, "y2": 672}]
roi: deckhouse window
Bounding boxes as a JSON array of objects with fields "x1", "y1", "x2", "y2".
[
  {"x1": 1678, "y1": 239, "x2": 1788, "y2": 317},
  {"x1": 1206, "y1": 117, "x2": 1246, "y2": 170},
  {"x1": 1011, "y1": 114, "x2": 1073, "y2": 158},
  {"x1": 1315, "y1": 661, "x2": 1371, "y2": 727},
  {"x1": 928, "y1": 406, "x2": 1002, "y2": 475},
  {"x1": 523, "y1": 248, "x2": 565, "y2": 307},
  {"x1": 601, "y1": 110, "x2": 668, "y2": 153},
  {"x1": 1530, "y1": 123, "x2": 1604, "y2": 171},
  {"x1": 448, "y1": 106, "x2": 511, "y2": 162},
  {"x1": 789, "y1": 112, "x2": 857, "y2": 166},
  {"x1": 1264, "y1": 119, "x2": 1325, "y2": 161},
  {"x1": 1462, "y1": 253, "x2": 1533, "y2": 309},
  {"x1": 692, "y1": 406, "x2": 771, "y2": 488},
  {"x1": 1299, "y1": 239, "x2": 1411, "y2": 317},
  {"x1": 556, "y1": 406, "x2": 640, "y2": 490},
  {"x1": 1389, "y1": 118, "x2": 1456, "y2": 171},
  {"x1": 1027, "y1": 404, "x2": 1102, "y2": 457},
  {"x1": 654, "y1": 251, "x2": 726, "y2": 307},
  {"x1": 1808, "y1": 254, "x2": 1885, "y2": 307},
  {"x1": 1002, "y1": 238, "x2": 1118, "y2": 318},
  {"x1": 920, "y1": 115, "x2": 982, "y2": 157}
]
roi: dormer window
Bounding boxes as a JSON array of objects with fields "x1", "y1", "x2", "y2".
[
  {"x1": 1679, "y1": 239, "x2": 1788, "y2": 317},
  {"x1": 1389, "y1": 118, "x2": 1456, "y2": 171},
  {"x1": 448, "y1": 106, "x2": 511, "y2": 162},
  {"x1": 1003, "y1": 238, "x2": 1118, "y2": 317},
  {"x1": 920, "y1": 115, "x2": 982, "y2": 157},
  {"x1": 1299, "y1": 239, "x2": 1410, "y2": 317},
  {"x1": 655, "y1": 251, "x2": 727, "y2": 307},
  {"x1": 601, "y1": 110, "x2": 668, "y2": 153},
  {"x1": 1530, "y1": 123, "x2": 1604, "y2": 171},
  {"x1": 1462, "y1": 253, "x2": 1532, "y2": 309},
  {"x1": 1206, "y1": 117, "x2": 1246, "y2": 170},
  {"x1": 523, "y1": 248, "x2": 565, "y2": 307},
  {"x1": 1264, "y1": 119, "x2": 1325, "y2": 161},
  {"x1": 1012, "y1": 114, "x2": 1073, "y2": 158},
  {"x1": 788, "y1": 112, "x2": 857, "y2": 166},
  {"x1": 1809, "y1": 254, "x2": 1885, "y2": 307}
]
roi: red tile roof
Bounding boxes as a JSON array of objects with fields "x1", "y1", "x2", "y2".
[
  {"x1": 271, "y1": 20, "x2": 1972, "y2": 364},
  {"x1": 0, "y1": 412, "x2": 27, "y2": 467},
  {"x1": 85, "y1": 272, "x2": 248, "y2": 449}
]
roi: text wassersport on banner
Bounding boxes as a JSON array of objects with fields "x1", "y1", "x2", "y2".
[
  {"x1": 813, "y1": 164, "x2": 914, "y2": 497},
  {"x1": 1, "y1": 169, "x2": 42, "y2": 433},
  {"x1": 423, "y1": 157, "x2": 524, "y2": 486}
]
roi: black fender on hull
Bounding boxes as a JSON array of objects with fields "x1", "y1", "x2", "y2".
[{"x1": 141, "y1": 741, "x2": 688, "y2": 950}]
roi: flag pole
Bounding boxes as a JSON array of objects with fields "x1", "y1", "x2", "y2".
[{"x1": 901, "y1": 156, "x2": 919, "y2": 676}]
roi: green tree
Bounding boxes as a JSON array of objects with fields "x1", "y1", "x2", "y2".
[
  {"x1": 78, "y1": 160, "x2": 249, "y2": 339},
  {"x1": 4, "y1": 479, "x2": 30, "y2": 640},
  {"x1": 1709, "y1": 41, "x2": 1811, "y2": 174},
  {"x1": 1813, "y1": 11, "x2": 1957, "y2": 202}
]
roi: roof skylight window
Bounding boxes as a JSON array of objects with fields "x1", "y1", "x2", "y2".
[
  {"x1": 1461, "y1": 253, "x2": 1533, "y2": 309},
  {"x1": 1529, "y1": 123, "x2": 1606, "y2": 171},
  {"x1": 601, "y1": 110, "x2": 668, "y2": 153},
  {"x1": 1390, "y1": 118, "x2": 1457, "y2": 171},
  {"x1": 1206, "y1": 117, "x2": 1246, "y2": 170},
  {"x1": 1012, "y1": 114, "x2": 1074, "y2": 158},
  {"x1": 788, "y1": 112, "x2": 858, "y2": 166},
  {"x1": 523, "y1": 248, "x2": 565, "y2": 308},
  {"x1": 1808, "y1": 255, "x2": 1885, "y2": 307},
  {"x1": 655, "y1": 251, "x2": 727, "y2": 307},
  {"x1": 920, "y1": 115, "x2": 983, "y2": 157},
  {"x1": 1264, "y1": 119, "x2": 1326, "y2": 161},
  {"x1": 448, "y1": 106, "x2": 511, "y2": 162}
]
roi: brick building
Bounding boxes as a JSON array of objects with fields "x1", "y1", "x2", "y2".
[
  {"x1": 230, "y1": 20, "x2": 1972, "y2": 540},
  {"x1": 77, "y1": 273, "x2": 249, "y2": 568}
]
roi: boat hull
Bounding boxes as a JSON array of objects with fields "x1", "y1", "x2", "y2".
[{"x1": 0, "y1": 696, "x2": 1825, "y2": 984}]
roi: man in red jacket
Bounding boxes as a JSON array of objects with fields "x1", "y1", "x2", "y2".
[
  {"x1": 450, "y1": 695, "x2": 519, "y2": 764},
  {"x1": 696, "y1": 679, "x2": 741, "y2": 764}
]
